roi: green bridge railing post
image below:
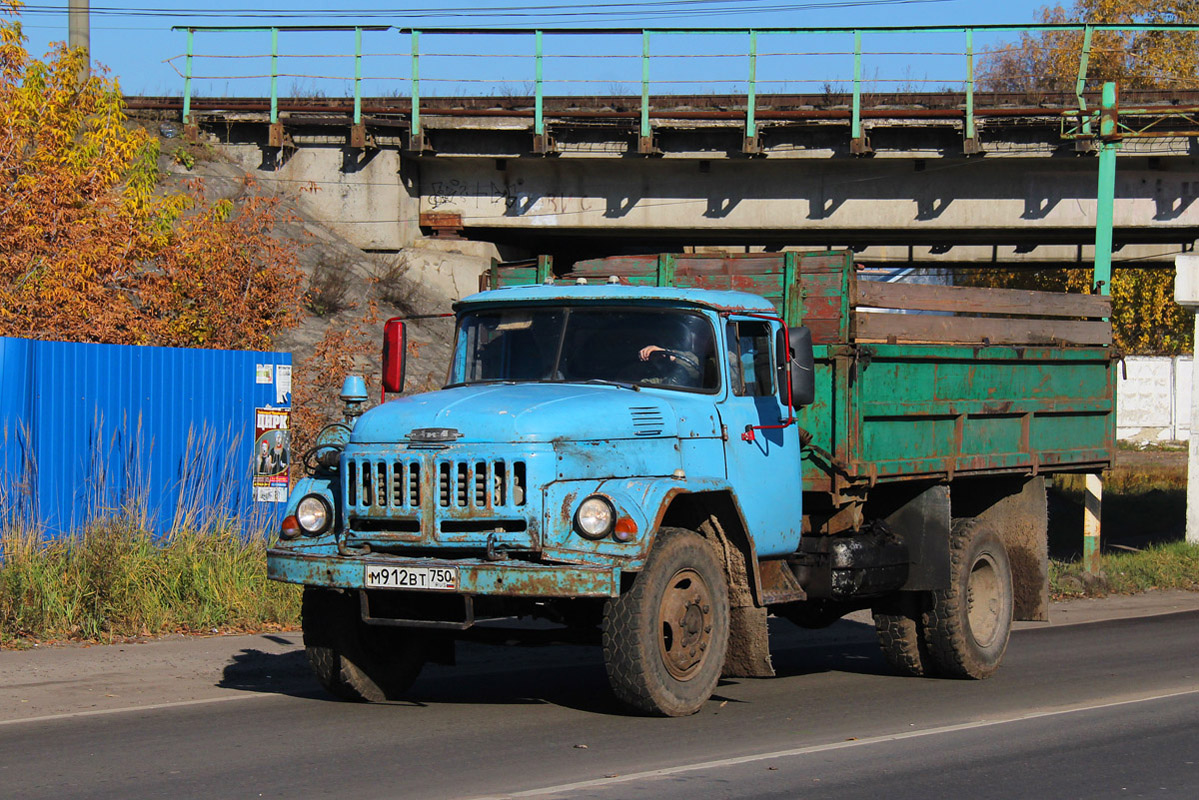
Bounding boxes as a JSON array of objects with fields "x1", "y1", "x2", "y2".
[
  {"x1": 183, "y1": 28, "x2": 193, "y2": 123},
  {"x1": 353, "y1": 26, "x2": 362, "y2": 126},
  {"x1": 411, "y1": 30, "x2": 422, "y2": 144},
  {"x1": 851, "y1": 29, "x2": 868, "y2": 153},
  {"x1": 534, "y1": 30, "x2": 544, "y2": 137},
  {"x1": 269, "y1": 27, "x2": 279, "y2": 125},
  {"x1": 964, "y1": 28, "x2": 977, "y2": 149},
  {"x1": 746, "y1": 29, "x2": 758, "y2": 148},
  {"x1": 640, "y1": 30, "x2": 652, "y2": 150}
]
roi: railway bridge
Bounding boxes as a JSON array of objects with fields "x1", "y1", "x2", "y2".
[{"x1": 141, "y1": 23, "x2": 1199, "y2": 277}]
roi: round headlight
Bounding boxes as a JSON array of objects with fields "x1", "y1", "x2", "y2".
[
  {"x1": 296, "y1": 495, "x2": 332, "y2": 535},
  {"x1": 575, "y1": 495, "x2": 615, "y2": 540}
]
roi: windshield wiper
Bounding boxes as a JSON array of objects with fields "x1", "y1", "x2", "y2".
[{"x1": 578, "y1": 379, "x2": 640, "y2": 391}]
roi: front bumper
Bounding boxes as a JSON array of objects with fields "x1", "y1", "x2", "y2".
[{"x1": 267, "y1": 547, "x2": 621, "y2": 598}]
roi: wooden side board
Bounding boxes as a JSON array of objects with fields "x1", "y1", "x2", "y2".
[
  {"x1": 852, "y1": 281, "x2": 1112, "y2": 346},
  {"x1": 853, "y1": 281, "x2": 1111, "y2": 319},
  {"x1": 853, "y1": 312, "x2": 1113, "y2": 346}
]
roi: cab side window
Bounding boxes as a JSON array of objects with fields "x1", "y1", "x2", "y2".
[{"x1": 726, "y1": 321, "x2": 774, "y2": 397}]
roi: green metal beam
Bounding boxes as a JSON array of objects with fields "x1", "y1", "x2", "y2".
[
  {"x1": 269, "y1": 27, "x2": 278, "y2": 125},
  {"x1": 1076, "y1": 25, "x2": 1094, "y2": 135},
  {"x1": 746, "y1": 29, "x2": 757, "y2": 141},
  {"x1": 396, "y1": 23, "x2": 1199, "y2": 35},
  {"x1": 411, "y1": 30, "x2": 421, "y2": 137},
  {"x1": 353, "y1": 26, "x2": 362, "y2": 126},
  {"x1": 851, "y1": 29, "x2": 862, "y2": 141},
  {"x1": 1094, "y1": 81, "x2": 1118, "y2": 297},
  {"x1": 964, "y1": 28, "x2": 975, "y2": 141},
  {"x1": 641, "y1": 31, "x2": 651, "y2": 141},
  {"x1": 534, "y1": 30, "x2": 544, "y2": 137},
  {"x1": 182, "y1": 28, "x2": 193, "y2": 123}
]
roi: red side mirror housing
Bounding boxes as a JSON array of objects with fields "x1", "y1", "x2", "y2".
[{"x1": 382, "y1": 318, "x2": 407, "y2": 396}]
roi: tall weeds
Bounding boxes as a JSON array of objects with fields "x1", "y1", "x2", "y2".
[{"x1": 0, "y1": 519, "x2": 299, "y2": 646}]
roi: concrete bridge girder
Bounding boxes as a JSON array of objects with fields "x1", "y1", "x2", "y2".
[{"x1": 418, "y1": 155, "x2": 1199, "y2": 243}]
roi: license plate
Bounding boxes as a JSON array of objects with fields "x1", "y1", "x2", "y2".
[{"x1": 363, "y1": 564, "x2": 459, "y2": 591}]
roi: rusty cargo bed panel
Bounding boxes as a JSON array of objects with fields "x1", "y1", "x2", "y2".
[{"x1": 489, "y1": 252, "x2": 1116, "y2": 488}]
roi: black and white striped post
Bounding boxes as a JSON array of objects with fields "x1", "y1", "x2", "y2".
[{"x1": 1174, "y1": 254, "x2": 1199, "y2": 547}]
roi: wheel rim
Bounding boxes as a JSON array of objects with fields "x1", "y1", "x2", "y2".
[
  {"x1": 656, "y1": 567, "x2": 715, "y2": 681},
  {"x1": 966, "y1": 553, "x2": 1002, "y2": 647}
]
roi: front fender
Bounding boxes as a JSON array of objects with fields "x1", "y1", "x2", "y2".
[{"x1": 541, "y1": 475, "x2": 729, "y2": 569}]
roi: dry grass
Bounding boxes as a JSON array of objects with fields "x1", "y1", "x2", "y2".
[
  {"x1": 1049, "y1": 458, "x2": 1197, "y2": 597},
  {"x1": 0, "y1": 519, "x2": 299, "y2": 647},
  {"x1": 1051, "y1": 542, "x2": 1199, "y2": 597}
]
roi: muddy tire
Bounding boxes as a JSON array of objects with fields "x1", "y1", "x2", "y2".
[
  {"x1": 602, "y1": 528, "x2": 730, "y2": 717},
  {"x1": 873, "y1": 592, "x2": 931, "y2": 677},
  {"x1": 302, "y1": 587, "x2": 428, "y2": 702},
  {"x1": 921, "y1": 520, "x2": 1014, "y2": 679}
]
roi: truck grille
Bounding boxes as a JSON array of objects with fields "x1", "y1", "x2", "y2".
[
  {"x1": 437, "y1": 460, "x2": 526, "y2": 509},
  {"x1": 345, "y1": 457, "x2": 525, "y2": 512},
  {"x1": 347, "y1": 460, "x2": 422, "y2": 510}
]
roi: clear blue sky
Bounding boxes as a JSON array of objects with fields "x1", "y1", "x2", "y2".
[{"x1": 10, "y1": 1, "x2": 1066, "y2": 96}]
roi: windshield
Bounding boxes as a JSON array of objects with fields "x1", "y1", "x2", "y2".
[{"x1": 450, "y1": 306, "x2": 719, "y2": 392}]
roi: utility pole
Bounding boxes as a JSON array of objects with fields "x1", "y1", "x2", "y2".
[
  {"x1": 1083, "y1": 81, "x2": 1120, "y2": 576},
  {"x1": 68, "y1": 0, "x2": 89, "y2": 84},
  {"x1": 1174, "y1": 253, "x2": 1199, "y2": 546}
]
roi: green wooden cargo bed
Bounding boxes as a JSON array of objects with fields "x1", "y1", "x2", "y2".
[{"x1": 488, "y1": 251, "x2": 1115, "y2": 496}]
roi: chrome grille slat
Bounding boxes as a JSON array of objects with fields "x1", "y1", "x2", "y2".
[{"x1": 348, "y1": 456, "x2": 522, "y2": 513}]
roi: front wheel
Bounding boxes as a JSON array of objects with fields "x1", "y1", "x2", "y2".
[
  {"x1": 302, "y1": 587, "x2": 428, "y2": 702},
  {"x1": 921, "y1": 520, "x2": 1014, "y2": 679},
  {"x1": 602, "y1": 528, "x2": 730, "y2": 716}
]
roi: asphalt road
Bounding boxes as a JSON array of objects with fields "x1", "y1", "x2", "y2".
[{"x1": 2, "y1": 602, "x2": 1198, "y2": 800}]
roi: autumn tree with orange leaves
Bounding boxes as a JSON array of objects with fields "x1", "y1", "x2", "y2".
[
  {"x1": 970, "y1": 1, "x2": 1198, "y2": 355},
  {"x1": 0, "y1": 1, "x2": 304, "y2": 350}
]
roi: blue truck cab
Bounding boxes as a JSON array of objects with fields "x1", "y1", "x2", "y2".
[{"x1": 269, "y1": 282, "x2": 815, "y2": 716}]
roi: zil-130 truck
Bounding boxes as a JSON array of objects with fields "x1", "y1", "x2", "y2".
[{"x1": 268, "y1": 251, "x2": 1114, "y2": 716}]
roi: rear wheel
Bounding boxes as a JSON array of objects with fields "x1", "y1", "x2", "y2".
[
  {"x1": 921, "y1": 520, "x2": 1013, "y2": 679},
  {"x1": 602, "y1": 528, "x2": 730, "y2": 716},
  {"x1": 302, "y1": 587, "x2": 428, "y2": 702},
  {"x1": 873, "y1": 592, "x2": 932, "y2": 677}
]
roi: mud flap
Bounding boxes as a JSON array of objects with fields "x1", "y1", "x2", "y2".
[
  {"x1": 722, "y1": 605, "x2": 775, "y2": 678},
  {"x1": 975, "y1": 476, "x2": 1049, "y2": 622}
]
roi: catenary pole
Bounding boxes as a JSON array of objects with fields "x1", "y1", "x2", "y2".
[{"x1": 68, "y1": 0, "x2": 90, "y2": 83}]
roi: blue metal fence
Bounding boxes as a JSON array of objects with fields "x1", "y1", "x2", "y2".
[{"x1": 0, "y1": 338, "x2": 291, "y2": 538}]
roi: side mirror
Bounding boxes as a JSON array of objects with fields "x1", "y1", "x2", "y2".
[
  {"x1": 382, "y1": 318, "x2": 407, "y2": 396},
  {"x1": 777, "y1": 325, "x2": 815, "y2": 408}
]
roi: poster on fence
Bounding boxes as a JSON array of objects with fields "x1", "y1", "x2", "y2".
[{"x1": 253, "y1": 407, "x2": 291, "y2": 503}]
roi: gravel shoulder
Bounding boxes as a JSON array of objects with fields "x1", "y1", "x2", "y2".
[{"x1": 4, "y1": 589, "x2": 1198, "y2": 725}]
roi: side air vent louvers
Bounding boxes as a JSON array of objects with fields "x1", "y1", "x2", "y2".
[{"x1": 630, "y1": 406, "x2": 665, "y2": 436}]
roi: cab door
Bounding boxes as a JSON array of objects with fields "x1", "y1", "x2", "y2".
[{"x1": 716, "y1": 318, "x2": 803, "y2": 557}]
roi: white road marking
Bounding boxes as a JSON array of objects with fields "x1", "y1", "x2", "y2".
[
  {"x1": 0, "y1": 692, "x2": 278, "y2": 728},
  {"x1": 486, "y1": 687, "x2": 1199, "y2": 799}
]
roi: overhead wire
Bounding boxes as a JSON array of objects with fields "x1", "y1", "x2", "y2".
[{"x1": 14, "y1": 0, "x2": 956, "y2": 22}]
